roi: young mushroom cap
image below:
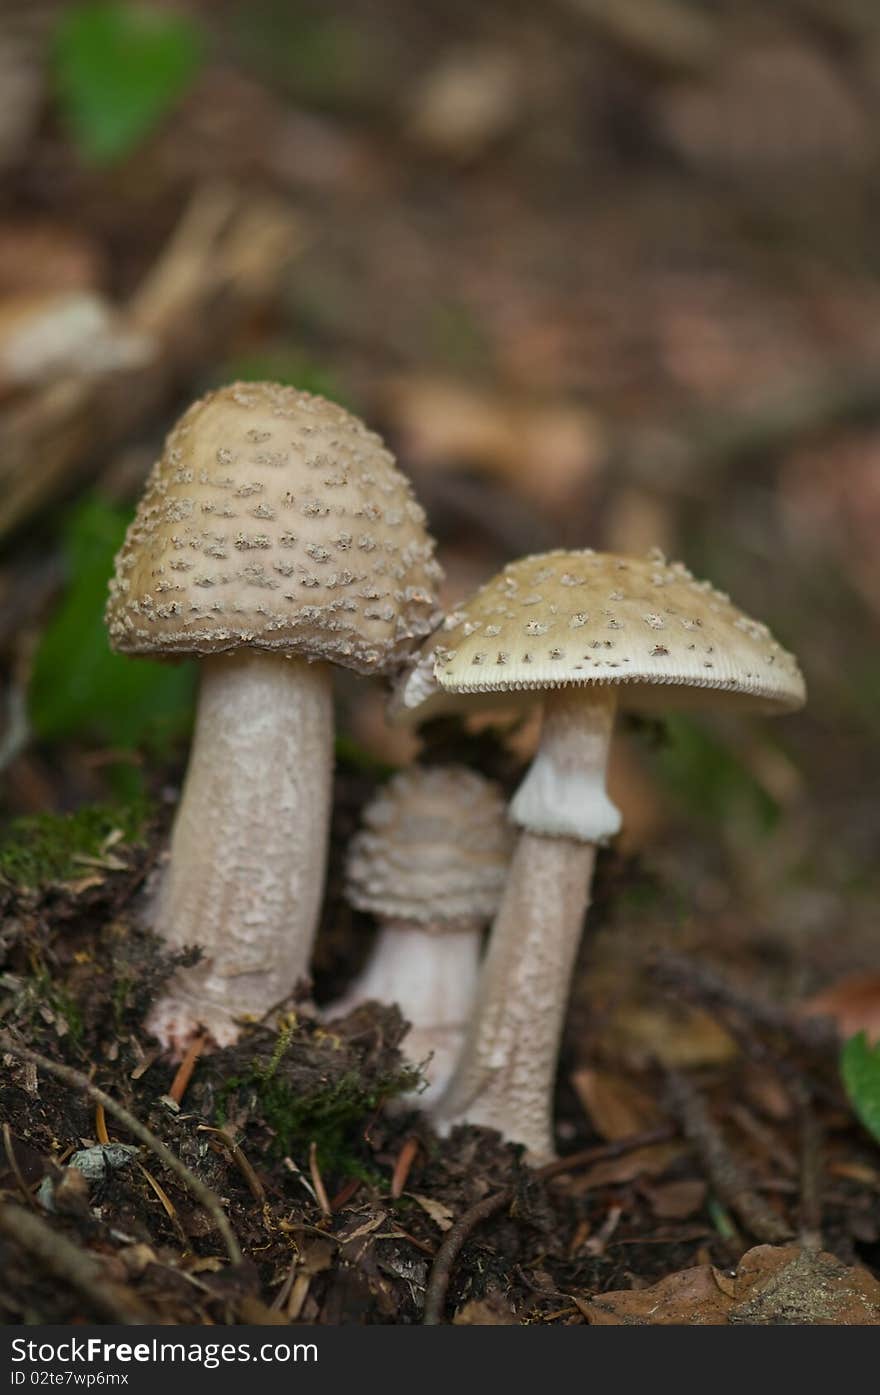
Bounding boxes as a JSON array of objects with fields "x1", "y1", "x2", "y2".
[
  {"x1": 334, "y1": 765, "x2": 513, "y2": 1102},
  {"x1": 393, "y1": 548, "x2": 805, "y2": 1160},
  {"x1": 107, "y1": 379, "x2": 442, "y2": 672},
  {"x1": 106, "y1": 381, "x2": 442, "y2": 1054},
  {"x1": 346, "y1": 765, "x2": 513, "y2": 926}
]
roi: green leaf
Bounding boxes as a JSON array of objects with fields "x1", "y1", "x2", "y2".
[
  {"x1": 54, "y1": 2, "x2": 202, "y2": 163},
  {"x1": 841, "y1": 1031, "x2": 880, "y2": 1145},
  {"x1": 29, "y1": 496, "x2": 196, "y2": 751}
]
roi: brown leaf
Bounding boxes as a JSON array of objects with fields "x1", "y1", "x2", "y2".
[
  {"x1": 642, "y1": 1178, "x2": 707, "y2": 1220},
  {"x1": 453, "y1": 1294, "x2": 518, "y2": 1325},
  {"x1": 582, "y1": 1246, "x2": 880, "y2": 1326},
  {"x1": 799, "y1": 973, "x2": 880, "y2": 1045},
  {"x1": 584, "y1": 1263, "x2": 730, "y2": 1325},
  {"x1": 382, "y1": 374, "x2": 604, "y2": 514},
  {"x1": 570, "y1": 1068, "x2": 663, "y2": 1141}
]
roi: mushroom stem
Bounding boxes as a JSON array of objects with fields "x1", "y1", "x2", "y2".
[
  {"x1": 332, "y1": 918, "x2": 483, "y2": 1105},
  {"x1": 431, "y1": 685, "x2": 621, "y2": 1161},
  {"x1": 146, "y1": 651, "x2": 333, "y2": 1053}
]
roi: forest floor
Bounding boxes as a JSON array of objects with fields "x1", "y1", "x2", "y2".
[{"x1": 1, "y1": 0, "x2": 880, "y2": 1324}]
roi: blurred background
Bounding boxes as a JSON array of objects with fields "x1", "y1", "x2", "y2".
[{"x1": 1, "y1": 0, "x2": 879, "y2": 1066}]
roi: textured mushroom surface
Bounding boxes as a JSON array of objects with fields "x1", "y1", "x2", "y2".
[
  {"x1": 346, "y1": 765, "x2": 513, "y2": 926},
  {"x1": 399, "y1": 547, "x2": 804, "y2": 716},
  {"x1": 106, "y1": 381, "x2": 443, "y2": 675}
]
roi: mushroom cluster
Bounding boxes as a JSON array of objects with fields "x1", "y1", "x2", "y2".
[
  {"x1": 107, "y1": 382, "x2": 806, "y2": 1166},
  {"x1": 329, "y1": 765, "x2": 513, "y2": 1102}
]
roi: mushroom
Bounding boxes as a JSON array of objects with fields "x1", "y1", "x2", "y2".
[
  {"x1": 395, "y1": 548, "x2": 805, "y2": 1159},
  {"x1": 328, "y1": 765, "x2": 513, "y2": 1103},
  {"x1": 105, "y1": 381, "x2": 442, "y2": 1053}
]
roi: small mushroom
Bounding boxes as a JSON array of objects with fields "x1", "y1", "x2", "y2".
[
  {"x1": 328, "y1": 765, "x2": 513, "y2": 1103},
  {"x1": 395, "y1": 548, "x2": 805, "y2": 1159},
  {"x1": 106, "y1": 381, "x2": 442, "y2": 1054}
]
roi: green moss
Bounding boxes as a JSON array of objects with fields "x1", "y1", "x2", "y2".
[
  {"x1": 218, "y1": 1028, "x2": 420, "y2": 1176},
  {"x1": 0, "y1": 800, "x2": 149, "y2": 889}
]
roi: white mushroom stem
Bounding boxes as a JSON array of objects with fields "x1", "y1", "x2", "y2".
[
  {"x1": 330, "y1": 918, "x2": 482, "y2": 1106},
  {"x1": 146, "y1": 651, "x2": 333, "y2": 1054},
  {"x1": 431, "y1": 685, "x2": 620, "y2": 1161}
]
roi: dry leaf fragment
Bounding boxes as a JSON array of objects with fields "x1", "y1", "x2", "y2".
[{"x1": 409, "y1": 1193, "x2": 455, "y2": 1232}]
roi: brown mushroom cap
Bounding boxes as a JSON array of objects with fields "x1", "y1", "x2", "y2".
[
  {"x1": 346, "y1": 765, "x2": 513, "y2": 926},
  {"x1": 398, "y1": 548, "x2": 805, "y2": 719},
  {"x1": 106, "y1": 382, "x2": 443, "y2": 676}
]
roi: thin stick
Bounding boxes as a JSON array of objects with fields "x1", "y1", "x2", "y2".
[
  {"x1": 0, "y1": 1035, "x2": 242, "y2": 1265},
  {"x1": 421, "y1": 1125, "x2": 681, "y2": 1325},
  {"x1": 391, "y1": 1136, "x2": 420, "y2": 1199},
  {"x1": 794, "y1": 1083, "x2": 823, "y2": 1251},
  {"x1": 535, "y1": 1125, "x2": 676, "y2": 1182},
  {"x1": 168, "y1": 1033, "x2": 207, "y2": 1107},
  {"x1": 664, "y1": 1068, "x2": 791, "y2": 1245},
  {"x1": 308, "y1": 1141, "x2": 331, "y2": 1218},
  {"x1": 423, "y1": 1190, "x2": 513, "y2": 1325},
  {"x1": 0, "y1": 1201, "x2": 149, "y2": 1324},
  {"x1": 95, "y1": 1103, "x2": 110, "y2": 1145},
  {"x1": 2, "y1": 1123, "x2": 37, "y2": 1209}
]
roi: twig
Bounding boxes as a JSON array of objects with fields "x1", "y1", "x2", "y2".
[
  {"x1": 0, "y1": 1035, "x2": 242, "y2": 1265},
  {"x1": 198, "y1": 1125, "x2": 266, "y2": 1204},
  {"x1": 0, "y1": 1201, "x2": 149, "y2": 1323},
  {"x1": 535, "y1": 1125, "x2": 676, "y2": 1182},
  {"x1": 664, "y1": 1068, "x2": 791, "y2": 1245},
  {"x1": 308, "y1": 1141, "x2": 331, "y2": 1218},
  {"x1": 652, "y1": 952, "x2": 838, "y2": 1055},
  {"x1": 168, "y1": 1032, "x2": 206, "y2": 1107},
  {"x1": 2, "y1": 1122, "x2": 36, "y2": 1208},
  {"x1": 391, "y1": 1135, "x2": 420, "y2": 1199},
  {"x1": 422, "y1": 1127, "x2": 676, "y2": 1323},
  {"x1": 423, "y1": 1189, "x2": 513, "y2": 1325},
  {"x1": 94, "y1": 1103, "x2": 109, "y2": 1145},
  {"x1": 0, "y1": 183, "x2": 303, "y2": 539},
  {"x1": 794, "y1": 1083, "x2": 824, "y2": 1251}
]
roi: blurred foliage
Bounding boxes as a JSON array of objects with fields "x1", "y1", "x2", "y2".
[
  {"x1": 29, "y1": 496, "x2": 196, "y2": 751},
  {"x1": 841, "y1": 1032, "x2": 880, "y2": 1146},
  {"x1": 0, "y1": 800, "x2": 148, "y2": 888},
  {"x1": 233, "y1": 0, "x2": 375, "y2": 110},
  {"x1": 223, "y1": 352, "x2": 348, "y2": 405},
  {"x1": 649, "y1": 715, "x2": 779, "y2": 835},
  {"x1": 54, "y1": 1, "x2": 203, "y2": 163}
]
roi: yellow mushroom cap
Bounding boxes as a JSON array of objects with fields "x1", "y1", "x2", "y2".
[
  {"x1": 398, "y1": 548, "x2": 805, "y2": 719},
  {"x1": 105, "y1": 382, "x2": 443, "y2": 676}
]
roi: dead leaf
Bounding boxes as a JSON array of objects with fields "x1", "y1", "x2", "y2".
[
  {"x1": 798, "y1": 973, "x2": 880, "y2": 1045},
  {"x1": 604, "y1": 1001, "x2": 737, "y2": 1069},
  {"x1": 570, "y1": 1068, "x2": 663, "y2": 1141},
  {"x1": 382, "y1": 374, "x2": 604, "y2": 514},
  {"x1": 453, "y1": 1295, "x2": 518, "y2": 1325},
  {"x1": 582, "y1": 1245, "x2": 880, "y2": 1325},
  {"x1": 584, "y1": 1262, "x2": 730, "y2": 1325},
  {"x1": 642, "y1": 1178, "x2": 707, "y2": 1220},
  {"x1": 409, "y1": 1193, "x2": 455, "y2": 1232}
]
